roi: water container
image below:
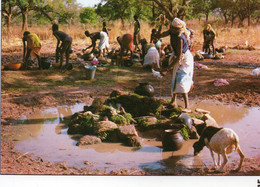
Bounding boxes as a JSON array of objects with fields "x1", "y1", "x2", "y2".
[
  {"x1": 85, "y1": 65, "x2": 97, "y2": 80},
  {"x1": 134, "y1": 82, "x2": 154, "y2": 97},
  {"x1": 162, "y1": 129, "x2": 184, "y2": 151}
]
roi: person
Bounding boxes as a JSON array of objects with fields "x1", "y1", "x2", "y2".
[
  {"x1": 158, "y1": 17, "x2": 194, "y2": 112},
  {"x1": 140, "y1": 38, "x2": 159, "y2": 70},
  {"x1": 83, "y1": 30, "x2": 109, "y2": 57},
  {"x1": 22, "y1": 31, "x2": 42, "y2": 69},
  {"x1": 186, "y1": 28, "x2": 194, "y2": 51},
  {"x1": 133, "y1": 15, "x2": 141, "y2": 52},
  {"x1": 203, "y1": 24, "x2": 216, "y2": 55},
  {"x1": 52, "y1": 24, "x2": 72, "y2": 68},
  {"x1": 116, "y1": 33, "x2": 134, "y2": 66},
  {"x1": 102, "y1": 22, "x2": 110, "y2": 54}
]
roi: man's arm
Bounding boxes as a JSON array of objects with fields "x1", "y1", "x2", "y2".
[
  {"x1": 22, "y1": 38, "x2": 26, "y2": 62},
  {"x1": 168, "y1": 38, "x2": 183, "y2": 70},
  {"x1": 53, "y1": 32, "x2": 61, "y2": 50}
]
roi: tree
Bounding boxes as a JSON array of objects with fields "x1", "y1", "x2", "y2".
[
  {"x1": 147, "y1": 0, "x2": 190, "y2": 21},
  {"x1": 79, "y1": 7, "x2": 99, "y2": 23},
  {"x1": 2, "y1": 0, "x2": 17, "y2": 35},
  {"x1": 236, "y1": 0, "x2": 259, "y2": 26},
  {"x1": 190, "y1": 0, "x2": 212, "y2": 22},
  {"x1": 16, "y1": 0, "x2": 31, "y2": 31},
  {"x1": 96, "y1": 0, "x2": 137, "y2": 27}
]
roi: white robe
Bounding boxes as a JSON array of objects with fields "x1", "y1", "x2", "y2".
[{"x1": 99, "y1": 31, "x2": 109, "y2": 50}]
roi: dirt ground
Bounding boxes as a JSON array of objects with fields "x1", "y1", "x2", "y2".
[{"x1": 1, "y1": 40, "x2": 260, "y2": 176}]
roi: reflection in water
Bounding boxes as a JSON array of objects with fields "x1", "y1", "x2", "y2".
[
  {"x1": 13, "y1": 101, "x2": 260, "y2": 172},
  {"x1": 190, "y1": 100, "x2": 249, "y2": 125}
]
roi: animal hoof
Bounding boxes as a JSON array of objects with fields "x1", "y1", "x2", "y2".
[
  {"x1": 231, "y1": 168, "x2": 240, "y2": 172},
  {"x1": 215, "y1": 169, "x2": 224, "y2": 173}
]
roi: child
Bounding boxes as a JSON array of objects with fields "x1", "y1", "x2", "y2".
[{"x1": 52, "y1": 24, "x2": 72, "y2": 68}]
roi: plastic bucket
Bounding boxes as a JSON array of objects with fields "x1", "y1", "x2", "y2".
[{"x1": 85, "y1": 66, "x2": 97, "y2": 80}]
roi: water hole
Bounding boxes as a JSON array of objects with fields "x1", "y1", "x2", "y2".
[{"x1": 13, "y1": 100, "x2": 260, "y2": 172}]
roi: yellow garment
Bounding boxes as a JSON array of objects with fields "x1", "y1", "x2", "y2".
[
  {"x1": 27, "y1": 33, "x2": 42, "y2": 59},
  {"x1": 206, "y1": 24, "x2": 212, "y2": 31}
]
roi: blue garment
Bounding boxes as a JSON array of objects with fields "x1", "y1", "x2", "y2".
[{"x1": 170, "y1": 33, "x2": 189, "y2": 54}]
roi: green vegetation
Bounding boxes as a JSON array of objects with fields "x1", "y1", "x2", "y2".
[
  {"x1": 111, "y1": 115, "x2": 127, "y2": 125},
  {"x1": 2, "y1": 0, "x2": 258, "y2": 36},
  {"x1": 136, "y1": 117, "x2": 150, "y2": 131},
  {"x1": 180, "y1": 125, "x2": 190, "y2": 141}
]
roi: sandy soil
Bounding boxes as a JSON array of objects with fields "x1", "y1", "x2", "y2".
[{"x1": 1, "y1": 41, "x2": 260, "y2": 176}]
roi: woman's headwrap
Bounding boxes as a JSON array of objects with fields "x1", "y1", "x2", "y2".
[
  {"x1": 206, "y1": 24, "x2": 212, "y2": 31},
  {"x1": 171, "y1": 17, "x2": 190, "y2": 41}
]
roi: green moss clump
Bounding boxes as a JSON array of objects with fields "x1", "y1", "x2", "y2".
[
  {"x1": 136, "y1": 117, "x2": 150, "y2": 131},
  {"x1": 188, "y1": 113, "x2": 203, "y2": 120},
  {"x1": 111, "y1": 114, "x2": 127, "y2": 125},
  {"x1": 180, "y1": 125, "x2": 190, "y2": 141},
  {"x1": 97, "y1": 131, "x2": 108, "y2": 141},
  {"x1": 122, "y1": 113, "x2": 133, "y2": 124},
  {"x1": 68, "y1": 113, "x2": 96, "y2": 135},
  {"x1": 99, "y1": 105, "x2": 113, "y2": 118}
]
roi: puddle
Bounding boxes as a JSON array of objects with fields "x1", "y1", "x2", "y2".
[{"x1": 13, "y1": 101, "x2": 260, "y2": 172}]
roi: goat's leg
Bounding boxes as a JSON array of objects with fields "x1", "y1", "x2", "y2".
[
  {"x1": 217, "y1": 149, "x2": 228, "y2": 172},
  {"x1": 209, "y1": 149, "x2": 218, "y2": 170},
  {"x1": 217, "y1": 154, "x2": 221, "y2": 166},
  {"x1": 233, "y1": 145, "x2": 245, "y2": 171}
]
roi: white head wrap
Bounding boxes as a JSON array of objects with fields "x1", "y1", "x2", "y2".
[{"x1": 171, "y1": 18, "x2": 190, "y2": 39}]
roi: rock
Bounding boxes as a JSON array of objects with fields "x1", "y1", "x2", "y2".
[
  {"x1": 192, "y1": 118, "x2": 205, "y2": 126},
  {"x1": 91, "y1": 98, "x2": 105, "y2": 109},
  {"x1": 77, "y1": 135, "x2": 102, "y2": 146},
  {"x1": 84, "y1": 97, "x2": 106, "y2": 113},
  {"x1": 110, "y1": 90, "x2": 124, "y2": 98},
  {"x1": 136, "y1": 116, "x2": 158, "y2": 130},
  {"x1": 127, "y1": 136, "x2": 143, "y2": 147},
  {"x1": 189, "y1": 125, "x2": 199, "y2": 139},
  {"x1": 108, "y1": 94, "x2": 162, "y2": 117},
  {"x1": 82, "y1": 111, "x2": 100, "y2": 121},
  {"x1": 94, "y1": 121, "x2": 119, "y2": 142},
  {"x1": 94, "y1": 121, "x2": 118, "y2": 134},
  {"x1": 135, "y1": 116, "x2": 157, "y2": 125},
  {"x1": 67, "y1": 112, "x2": 96, "y2": 135},
  {"x1": 195, "y1": 108, "x2": 210, "y2": 114},
  {"x1": 202, "y1": 114, "x2": 219, "y2": 127},
  {"x1": 118, "y1": 125, "x2": 138, "y2": 140}
]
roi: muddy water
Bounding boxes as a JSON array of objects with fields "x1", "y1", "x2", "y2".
[{"x1": 13, "y1": 101, "x2": 260, "y2": 172}]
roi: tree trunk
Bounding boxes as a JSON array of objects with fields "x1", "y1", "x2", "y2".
[
  {"x1": 121, "y1": 13, "x2": 125, "y2": 28},
  {"x1": 152, "y1": 2, "x2": 155, "y2": 20},
  {"x1": 152, "y1": 0, "x2": 174, "y2": 20},
  {"x1": 7, "y1": 15, "x2": 11, "y2": 35},
  {"x1": 206, "y1": 13, "x2": 209, "y2": 23},
  {"x1": 22, "y1": 7, "x2": 29, "y2": 32}
]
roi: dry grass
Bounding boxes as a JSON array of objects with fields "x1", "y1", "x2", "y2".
[{"x1": 2, "y1": 20, "x2": 260, "y2": 50}]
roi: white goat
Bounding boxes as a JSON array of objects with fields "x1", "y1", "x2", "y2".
[{"x1": 193, "y1": 126, "x2": 245, "y2": 172}]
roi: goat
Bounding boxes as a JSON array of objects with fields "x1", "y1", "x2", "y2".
[{"x1": 193, "y1": 126, "x2": 245, "y2": 172}]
